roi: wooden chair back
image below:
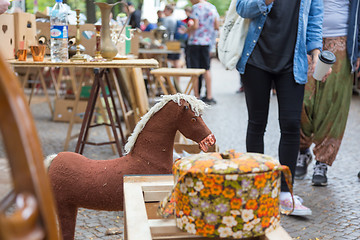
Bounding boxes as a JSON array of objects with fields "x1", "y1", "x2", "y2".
[{"x1": 0, "y1": 53, "x2": 61, "y2": 239}]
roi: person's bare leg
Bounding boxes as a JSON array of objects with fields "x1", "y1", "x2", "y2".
[
  {"x1": 204, "y1": 70, "x2": 212, "y2": 99},
  {"x1": 193, "y1": 77, "x2": 200, "y2": 98}
]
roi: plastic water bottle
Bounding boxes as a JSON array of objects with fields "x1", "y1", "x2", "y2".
[{"x1": 50, "y1": 0, "x2": 68, "y2": 62}]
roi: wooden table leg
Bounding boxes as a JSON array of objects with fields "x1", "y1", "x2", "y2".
[
  {"x1": 63, "y1": 69, "x2": 85, "y2": 151},
  {"x1": 28, "y1": 69, "x2": 40, "y2": 105},
  {"x1": 75, "y1": 69, "x2": 101, "y2": 154},
  {"x1": 96, "y1": 95, "x2": 117, "y2": 155},
  {"x1": 68, "y1": 67, "x2": 78, "y2": 96},
  {"x1": 38, "y1": 67, "x2": 54, "y2": 117},
  {"x1": 184, "y1": 75, "x2": 197, "y2": 95},
  {"x1": 164, "y1": 76, "x2": 177, "y2": 94},
  {"x1": 109, "y1": 68, "x2": 132, "y2": 136},
  {"x1": 21, "y1": 67, "x2": 30, "y2": 89},
  {"x1": 155, "y1": 76, "x2": 169, "y2": 95}
]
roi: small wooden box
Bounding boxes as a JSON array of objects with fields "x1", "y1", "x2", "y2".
[
  {"x1": 13, "y1": 12, "x2": 37, "y2": 52},
  {"x1": 0, "y1": 14, "x2": 15, "y2": 59},
  {"x1": 166, "y1": 41, "x2": 181, "y2": 51},
  {"x1": 53, "y1": 98, "x2": 87, "y2": 123}
]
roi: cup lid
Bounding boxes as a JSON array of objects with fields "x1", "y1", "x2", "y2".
[{"x1": 319, "y1": 50, "x2": 336, "y2": 64}]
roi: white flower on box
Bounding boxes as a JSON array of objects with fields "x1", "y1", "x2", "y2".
[
  {"x1": 194, "y1": 181, "x2": 204, "y2": 192},
  {"x1": 251, "y1": 218, "x2": 261, "y2": 225},
  {"x1": 230, "y1": 210, "x2": 241, "y2": 215},
  {"x1": 185, "y1": 223, "x2": 196, "y2": 234},
  {"x1": 225, "y1": 174, "x2": 239, "y2": 180},
  {"x1": 214, "y1": 161, "x2": 238, "y2": 171},
  {"x1": 222, "y1": 216, "x2": 238, "y2": 227},
  {"x1": 218, "y1": 226, "x2": 233, "y2": 238},
  {"x1": 185, "y1": 177, "x2": 194, "y2": 187},
  {"x1": 241, "y1": 209, "x2": 254, "y2": 222},
  {"x1": 180, "y1": 183, "x2": 187, "y2": 193},
  {"x1": 271, "y1": 187, "x2": 278, "y2": 198},
  {"x1": 176, "y1": 218, "x2": 183, "y2": 228},
  {"x1": 243, "y1": 222, "x2": 254, "y2": 231},
  {"x1": 233, "y1": 230, "x2": 243, "y2": 238},
  {"x1": 181, "y1": 215, "x2": 189, "y2": 225},
  {"x1": 188, "y1": 191, "x2": 197, "y2": 196}
]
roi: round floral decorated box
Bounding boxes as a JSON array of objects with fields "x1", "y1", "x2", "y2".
[{"x1": 159, "y1": 151, "x2": 293, "y2": 239}]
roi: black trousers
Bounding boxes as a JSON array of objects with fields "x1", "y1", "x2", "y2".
[{"x1": 241, "y1": 64, "x2": 305, "y2": 192}]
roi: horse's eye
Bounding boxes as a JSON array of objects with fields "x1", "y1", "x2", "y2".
[
  {"x1": 191, "y1": 117, "x2": 197, "y2": 122},
  {"x1": 184, "y1": 105, "x2": 189, "y2": 110}
]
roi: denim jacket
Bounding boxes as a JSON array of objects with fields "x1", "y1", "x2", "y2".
[
  {"x1": 347, "y1": 0, "x2": 360, "y2": 72},
  {"x1": 236, "y1": 0, "x2": 323, "y2": 84}
]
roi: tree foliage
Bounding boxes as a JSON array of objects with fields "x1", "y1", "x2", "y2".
[{"x1": 25, "y1": 0, "x2": 229, "y2": 22}]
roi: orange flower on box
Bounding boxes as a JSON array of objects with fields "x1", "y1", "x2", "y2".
[
  {"x1": 200, "y1": 188, "x2": 211, "y2": 197},
  {"x1": 267, "y1": 206, "x2": 275, "y2": 217},
  {"x1": 261, "y1": 217, "x2": 271, "y2": 228},
  {"x1": 265, "y1": 197, "x2": 274, "y2": 207},
  {"x1": 203, "y1": 178, "x2": 215, "y2": 188},
  {"x1": 245, "y1": 199, "x2": 258, "y2": 210},
  {"x1": 230, "y1": 198, "x2": 242, "y2": 209},
  {"x1": 257, "y1": 204, "x2": 268, "y2": 217},
  {"x1": 239, "y1": 165, "x2": 253, "y2": 172},
  {"x1": 182, "y1": 195, "x2": 190, "y2": 204},
  {"x1": 213, "y1": 175, "x2": 224, "y2": 184},
  {"x1": 265, "y1": 161, "x2": 276, "y2": 169},
  {"x1": 211, "y1": 184, "x2": 223, "y2": 195},
  {"x1": 195, "y1": 219, "x2": 205, "y2": 228},
  {"x1": 183, "y1": 204, "x2": 191, "y2": 215},
  {"x1": 254, "y1": 174, "x2": 266, "y2": 188},
  {"x1": 193, "y1": 160, "x2": 215, "y2": 169},
  {"x1": 264, "y1": 172, "x2": 272, "y2": 179},
  {"x1": 203, "y1": 224, "x2": 215, "y2": 235},
  {"x1": 246, "y1": 159, "x2": 261, "y2": 168},
  {"x1": 222, "y1": 187, "x2": 235, "y2": 199},
  {"x1": 259, "y1": 194, "x2": 268, "y2": 204},
  {"x1": 197, "y1": 228, "x2": 205, "y2": 235}
]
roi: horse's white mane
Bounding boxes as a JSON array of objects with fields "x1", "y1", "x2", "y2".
[{"x1": 124, "y1": 93, "x2": 208, "y2": 154}]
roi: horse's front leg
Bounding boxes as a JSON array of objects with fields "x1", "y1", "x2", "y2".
[{"x1": 57, "y1": 202, "x2": 78, "y2": 240}]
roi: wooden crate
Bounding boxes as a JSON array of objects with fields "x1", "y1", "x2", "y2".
[
  {"x1": 0, "y1": 14, "x2": 15, "y2": 59},
  {"x1": 123, "y1": 175, "x2": 293, "y2": 240}
]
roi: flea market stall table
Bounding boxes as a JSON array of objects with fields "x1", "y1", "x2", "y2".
[{"x1": 8, "y1": 58, "x2": 159, "y2": 156}]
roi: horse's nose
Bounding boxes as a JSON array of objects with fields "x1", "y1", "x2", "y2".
[{"x1": 199, "y1": 134, "x2": 216, "y2": 152}]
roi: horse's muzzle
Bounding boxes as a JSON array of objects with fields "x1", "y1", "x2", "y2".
[{"x1": 199, "y1": 134, "x2": 216, "y2": 152}]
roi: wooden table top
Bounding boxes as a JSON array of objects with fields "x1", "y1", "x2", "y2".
[
  {"x1": 8, "y1": 58, "x2": 159, "y2": 68},
  {"x1": 150, "y1": 67, "x2": 206, "y2": 76},
  {"x1": 138, "y1": 48, "x2": 181, "y2": 55}
]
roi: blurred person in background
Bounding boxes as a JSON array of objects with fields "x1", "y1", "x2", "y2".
[
  {"x1": 296, "y1": 0, "x2": 360, "y2": 186},
  {"x1": 188, "y1": 0, "x2": 219, "y2": 104},
  {"x1": 0, "y1": 0, "x2": 10, "y2": 14},
  {"x1": 163, "y1": 4, "x2": 182, "y2": 74},
  {"x1": 124, "y1": 1, "x2": 141, "y2": 29},
  {"x1": 142, "y1": 18, "x2": 157, "y2": 32}
]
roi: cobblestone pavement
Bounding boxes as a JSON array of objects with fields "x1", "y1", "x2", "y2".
[{"x1": 1, "y1": 59, "x2": 360, "y2": 239}]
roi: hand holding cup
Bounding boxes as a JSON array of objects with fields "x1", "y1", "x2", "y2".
[{"x1": 313, "y1": 50, "x2": 336, "y2": 82}]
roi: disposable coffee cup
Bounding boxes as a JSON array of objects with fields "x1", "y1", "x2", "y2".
[{"x1": 313, "y1": 50, "x2": 336, "y2": 81}]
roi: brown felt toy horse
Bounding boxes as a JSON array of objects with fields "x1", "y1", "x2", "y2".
[{"x1": 45, "y1": 93, "x2": 216, "y2": 240}]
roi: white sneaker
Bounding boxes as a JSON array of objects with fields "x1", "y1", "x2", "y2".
[{"x1": 280, "y1": 193, "x2": 312, "y2": 216}]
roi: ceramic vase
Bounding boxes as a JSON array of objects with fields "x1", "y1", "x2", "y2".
[{"x1": 94, "y1": 2, "x2": 121, "y2": 60}]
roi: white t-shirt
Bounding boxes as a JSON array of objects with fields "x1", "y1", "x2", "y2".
[{"x1": 323, "y1": 0, "x2": 350, "y2": 37}]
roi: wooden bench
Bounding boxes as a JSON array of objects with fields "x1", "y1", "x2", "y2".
[
  {"x1": 150, "y1": 68, "x2": 205, "y2": 95},
  {"x1": 124, "y1": 175, "x2": 293, "y2": 240}
]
